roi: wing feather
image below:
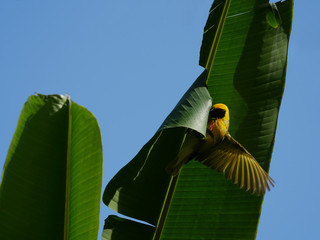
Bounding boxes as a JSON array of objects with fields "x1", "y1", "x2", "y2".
[
  {"x1": 226, "y1": 154, "x2": 238, "y2": 180},
  {"x1": 245, "y1": 157, "x2": 251, "y2": 192},
  {"x1": 233, "y1": 155, "x2": 240, "y2": 184},
  {"x1": 252, "y1": 161, "x2": 262, "y2": 194},
  {"x1": 248, "y1": 158, "x2": 258, "y2": 193},
  {"x1": 196, "y1": 133, "x2": 274, "y2": 195},
  {"x1": 240, "y1": 156, "x2": 245, "y2": 188}
]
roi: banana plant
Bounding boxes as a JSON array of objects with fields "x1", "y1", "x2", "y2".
[
  {"x1": 103, "y1": 0, "x2": 293, "y2": 240},
  {"x1": 0, "y1": 94, "x2": 102, "y2": 240}
]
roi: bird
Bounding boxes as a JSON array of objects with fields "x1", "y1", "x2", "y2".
[{"x1": 165, "y1": 103, "x2": 274, "y2": 195}]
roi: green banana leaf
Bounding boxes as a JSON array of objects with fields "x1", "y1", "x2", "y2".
[
  {"x1": 103, "y1": 0, "x2": 293, "y2": 239},
  {"x1": 103, "y1": 71, "x2": 212, "y2": 225},
  {"x1": 0, "y1": 94, "x2": 102, "y2": 240}
]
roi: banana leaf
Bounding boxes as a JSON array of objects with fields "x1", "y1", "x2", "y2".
[
  {"x1": 103, "y1": 71, "x2": 212, "y2": 225},
  {"x1": 0, "y1": 94, "x2": 102, "y2": 240},
  {"x1": 103, "y1": 0, "x2": 293, "y2": 239}
]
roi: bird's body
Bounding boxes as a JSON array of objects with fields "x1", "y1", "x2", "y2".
[{"x1": 166, "y1": 103, "x2": 274, "y2": 195}]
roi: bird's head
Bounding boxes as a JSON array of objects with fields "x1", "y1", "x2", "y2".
[
  {"x1": 209, "y1": 103, "x2": 230, "y2": 122},
  {"x1": 207, "y1": 103, "x2": 230, "y2": 136}
]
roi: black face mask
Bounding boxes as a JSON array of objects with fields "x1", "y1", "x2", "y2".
[{"x1": 209, "y1": 108, "x2": 226, "y2": 120}]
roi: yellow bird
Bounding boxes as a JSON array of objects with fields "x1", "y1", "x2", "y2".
[{"x1": 166, "y1": 103, "x2": 274, "y2": 195}]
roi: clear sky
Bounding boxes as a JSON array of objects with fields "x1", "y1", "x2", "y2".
[{"x1": 1, "y1": 1, "x2": 319, "y2": 239}]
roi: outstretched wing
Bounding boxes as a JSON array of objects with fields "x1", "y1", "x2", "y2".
[{"x1": 196, "y1": 133, "x2": 274, "y2": 195}]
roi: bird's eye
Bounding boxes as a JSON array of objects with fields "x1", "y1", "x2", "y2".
[{"x1": 209, "y1": 108, "x2": 226, "y2": 119}]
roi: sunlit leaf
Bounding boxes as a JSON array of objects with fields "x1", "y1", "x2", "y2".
[
  {"x1": 102, "y1": 0, "x2": 293, "y2": 239},
  {"x1": 103, "y1": 72, "x2": 212, "y2": 225},
  {"x1": 160, "y1": 0, "x2": 293, "y2": 239},
  {"x1": 0, "y1": 94, "x2": 102, "y2": 240}
]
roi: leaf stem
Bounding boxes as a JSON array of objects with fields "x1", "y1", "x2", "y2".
[
  {"x1": 152, "y1": 132, "x2": 188, "y2": 240},
  {"x1": 152, "y1": 174, "x2": 179, "y2": 240},
  {"x1": 205, "y1": 0, "x2": 231, "y2": 76},
  {"x1": 64, "y1": 95, "x2": 72, "y2": 240}
]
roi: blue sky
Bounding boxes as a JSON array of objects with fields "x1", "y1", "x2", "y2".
[{"x1": 1, "y1": 1, "x2": 319, "y2": 239}]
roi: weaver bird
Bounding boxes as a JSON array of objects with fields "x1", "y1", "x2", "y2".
[{"x1": 166, "y1": 103, "x2": 274, "y2": 195}]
